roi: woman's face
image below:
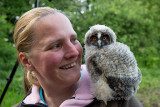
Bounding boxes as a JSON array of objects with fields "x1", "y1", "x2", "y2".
[{"x1": 29, "y1": 13, "x2": 83, "y2": 88}]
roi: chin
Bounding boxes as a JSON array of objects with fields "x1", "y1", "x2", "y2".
[{"x1": 66, "y1": 71, "x2": 81, "y2": 86}]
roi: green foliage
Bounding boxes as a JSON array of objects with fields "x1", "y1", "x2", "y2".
[
  {"x1": 0, "y1": 0, "x2": 160, "y2": 107},
  {"x1": 0, "y1": 15, "x2": 13, "y2": 38},
  {"x1": 67, "y1": 0, "x2": 160, "y2": 68},
  {"x1": 0, "y1": 33, "x2": 17, "y2": 105},
  {"x1": 0, "y1": 8, "x2": 18, "y2": 106},
  {"x1": 0, "y1": 15, "x2": 16, "y2": 79},
  {"x1": 136, "y1": 67, "x2": 160, "y2": 107},
  {"x1": 0, "y1": 67, "x2": 24, "y2": 107}
]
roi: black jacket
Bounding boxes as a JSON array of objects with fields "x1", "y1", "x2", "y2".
[{"x1": 12, "y1": 96, "x2": 143, "y2": 107}]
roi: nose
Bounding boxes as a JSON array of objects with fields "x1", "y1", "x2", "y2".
[{"x1": 64, "y1": 41, "x2": 79, "y2": 59}]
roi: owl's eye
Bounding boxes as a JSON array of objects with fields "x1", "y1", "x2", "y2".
[
  {"x1": 91, "y1": 36, "x2": 97, "y2": 41},
  {"x1": 103, "y1": 37, "x2": 107, "y2": 40},
  {"x1": 93, "y1": 37, "x2": 97, "y2": 41}
]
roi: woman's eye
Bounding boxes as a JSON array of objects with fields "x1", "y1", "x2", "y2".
[
  {"x1": 71, "y1": 38, "x2": 77, "y2": 43},
  {"x1": 52, "y1": 44, "x2": 62, "y2": 49}
]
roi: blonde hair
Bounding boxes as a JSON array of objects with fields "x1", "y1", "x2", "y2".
[{"x1": 13, "y1": 7, "x2": 62, "y2": 94}]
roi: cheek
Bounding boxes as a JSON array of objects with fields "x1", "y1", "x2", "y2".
[
  {"x1": 43, "y1": 52, "x2": 63, "y2": 70},
  {"x1": 32, "y1": 52, "x2": 63, "y2": 74}
]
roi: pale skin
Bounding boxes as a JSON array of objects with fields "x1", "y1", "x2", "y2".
[{"x1": 19, "y1": 13, "x2": 83, "y2": 107}]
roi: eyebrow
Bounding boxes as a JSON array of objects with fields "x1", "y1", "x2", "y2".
[
  {"x1": 44, "y1": 38, "x2": 62, "y2": 50},
  {"x1": 43, "y1": 32, "x2": 77, "y2": 49}
]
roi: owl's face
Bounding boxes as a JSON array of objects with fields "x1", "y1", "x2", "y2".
[
  {"x1": 87, "y1": 32, "x2": 112, "y2": 48},
  {"x1": 85, "y1": 25, "x2": 117, "y2": 48}
]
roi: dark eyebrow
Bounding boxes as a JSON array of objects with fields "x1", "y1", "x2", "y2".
[
  {"x1": 44, "y1": 39, "x2": 62, "y2": 50},
  {"x1": 43, "y1": 31, "x2": 77, "y2": 50}
]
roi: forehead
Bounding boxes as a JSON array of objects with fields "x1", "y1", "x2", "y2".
[
  {"x1": 34, "y1": 13, "x2": 72, "y2": 34},
  {"x1": 32, "y1": 13, "x2": 75, "y2": 46}
]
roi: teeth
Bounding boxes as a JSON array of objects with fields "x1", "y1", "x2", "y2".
[{"x1": 61, "y1": 62, "x2": 76, "y2": 69}]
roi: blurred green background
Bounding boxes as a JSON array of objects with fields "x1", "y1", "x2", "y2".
[{"x1": 0, "y1": 0, "x2": 159, "y2": 107}]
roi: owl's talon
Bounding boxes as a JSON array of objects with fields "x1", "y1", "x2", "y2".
[{"x1": 101, "y1": 100, "x2": 107, "y2": 106}]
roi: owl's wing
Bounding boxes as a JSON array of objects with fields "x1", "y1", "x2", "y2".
[
  {"x1": 100, "y1": 42, "x2": 142, "y2": 100},
  {"x1": 85, "y1": 52, "x2": 103, "y2": 78},
  {"x1": 99, "y1": 42, "x2": 138, "y2": 77},
  {"x1": 85, "y1": 51, "x2": 115, "y2": 102},
  {"x1": 106, "y1": 68, "x2": 142, "y2": 100}
]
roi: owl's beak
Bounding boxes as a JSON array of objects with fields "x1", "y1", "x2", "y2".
[{"x1": 98, "y1": 40, "x2": 101, "y2": 48}]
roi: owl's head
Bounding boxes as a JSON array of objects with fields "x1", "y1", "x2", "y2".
[{"x1": 84, "y1": 25, "x2": 116, "y2": 48}]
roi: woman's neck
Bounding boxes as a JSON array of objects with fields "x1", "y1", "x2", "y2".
[{"x1": 43, "y1": 83, "x2": 78, "y2": 107}]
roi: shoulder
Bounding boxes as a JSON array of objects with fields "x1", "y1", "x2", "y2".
[
  {"x1": 81, "y1": 64, "x2": 91, "y2": 81},
  {"x1": 12, "y1": 86, "x2": 47, "y2": 107},
  {"x1": 80, "y1": 64, "x2": 93, "y2": 88},
  {"x1": 81, "y1": 64, "x2": 87, "y2": 72},
  {"x1": 86, "y1": 96, "x2": 143, "y2": 107},
  {"x1": 12, "y1": 101, "x2": 47, "y2": 107}
]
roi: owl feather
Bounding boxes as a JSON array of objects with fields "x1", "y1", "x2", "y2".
[{"x1": 84, "y1": 25, "x2": 142, "y2": 105}]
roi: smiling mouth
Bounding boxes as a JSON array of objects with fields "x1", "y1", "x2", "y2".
[{"x1": 60, "y1": 62, "x2": 76, "y2": 69}]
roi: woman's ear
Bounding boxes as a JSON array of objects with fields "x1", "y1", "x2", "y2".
[{"x1": 19, "y1": 52, "x2": 35, "y2": 71}]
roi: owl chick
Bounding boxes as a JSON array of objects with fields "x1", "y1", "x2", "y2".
[{"x1": 84, "y1": 25, "x2": 142, "y2": 105}]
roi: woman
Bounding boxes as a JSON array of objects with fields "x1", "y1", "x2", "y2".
[{"x1": 12, "y1": 7, "x2": 142, "y2": 107}]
